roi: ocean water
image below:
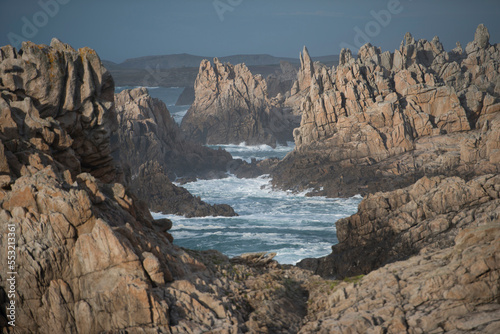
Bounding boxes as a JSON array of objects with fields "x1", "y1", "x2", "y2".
[
  {"x1": 116, "y1": 86, "x2": 189, "y2": 124},
  {"x1": 152, "y1": 173, "x2": 362, "y2": 264},
  {"x1": 117, "y1": 86, "x2": 362, "y2": 264},
  {"x1": 207, "y1": 142, "x2": 295, "y2": 162}
]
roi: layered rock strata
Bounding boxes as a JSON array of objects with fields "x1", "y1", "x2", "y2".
[
  {"x1": 181, "y1": 58, "x2": 300, "y2": 147},
  {"x1": 113, "y1": 87, "x2": 236, "y2": 217},
  {"x1": 272, "y1": 25, "x2": 500, "y2": 197}
]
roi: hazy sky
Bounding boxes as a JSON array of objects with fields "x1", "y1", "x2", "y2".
[{"x1": 1, "y1": 0, "x2": 499, "y2": 63}]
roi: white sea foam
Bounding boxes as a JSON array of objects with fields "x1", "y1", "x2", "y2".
[
  {"x1": 146, "y1": 87, "x2": 361, "y2": 264},
  {"x1": 206, "y1": 143, "x2": 294, "y2": 162},
  {"x1": 154, "y1": 174, "x2": 361, "y2": 264}
]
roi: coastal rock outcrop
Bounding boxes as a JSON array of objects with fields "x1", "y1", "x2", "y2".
[
  {"x1": 0, "y1": 39, "x2": 286, "y2": 333},
  {"x1": 113, "y1": 87, "x2": 236, "y2": 217},
  {"x1": 272, "y1": 25, "x2": 500, "y2": 197},
  {"x1": 300, "y1": 222, "x2": 500, "y2": 333},
  {"x1": 2, "y1": 36, "x2": 499, "y2": 334},
  {"x1": 181, "y1": 58, "x2": 300, "y2": 147},
  {"x1": 299, "y1": 174, "x2": 500, "y2": 278}
]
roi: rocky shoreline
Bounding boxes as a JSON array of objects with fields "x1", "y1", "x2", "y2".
[
  {"x1": 0, "y1": 25, "x2": 499, "y2": 333},
  {"x1": 271, "y1": 24, "x2": 500, "y2": 198}
]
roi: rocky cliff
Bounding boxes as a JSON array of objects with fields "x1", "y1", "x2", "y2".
[
  {"x1": 112, "y1": 87, "x2": 236, "y2": 217},
  {"x1": 299, "y1": 174, "x2": 500, "y2": 278},
  {"x1": 272, "y1": 25, "x2": 500, "y2": 197},
  {"x1": 180, "y1": 58, "x2": 300, "y2": 147},
  {"x1": 0, "y1": 39, "x2": 293, "y2": 333},
  {"x1": 1, "y1": 39, "x2": 499, "y2": 334}
]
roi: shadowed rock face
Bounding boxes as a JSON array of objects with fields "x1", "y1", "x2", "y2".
[
  {"x1": 112, "y1": 87, "x2": 237, "y2": 217},
  {"x1": 114, "y1": 87, "x2": 233, "y2": 180},
  {"x1": 0, "y1": 39, "x2": 118, "y2": 184},
  {"x1": 272, "y1": 25, "x2": 500, "y2": 197},
  {"x1": 298, "y1": 174, "x2": 500, "y2": 278},
  {"x1": 180, "y1": 58, "x2": 300, "y2": 147}
]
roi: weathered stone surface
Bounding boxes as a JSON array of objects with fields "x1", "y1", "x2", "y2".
[
  {"x1": 2, "y1": 36, "x2": 499, "y2": 334},
  {"x1": 181, "y1": 58, "x2": 300, "y2": 147},
  {"x1": 273, "y1": 25, "x2": 500, "y2": 197},
  {"x1": 300, "y1": 223, "x2": 500, "y2": 333},
  {"x1": 299, "y1": 174, "x2": 500, "y2": 279},
  {"x1": 0, "y1": 40, "x2": 236, "y2": 333},
  {"x1": 114, "y1": 87, "x2": 232, "y2": 180},
  {"x1": 112, "y1": 87, "x2": 237, "y2": 217}
]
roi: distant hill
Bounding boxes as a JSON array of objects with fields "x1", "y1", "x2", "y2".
[
  {"x1": 104, "y1": 53, "x2": 339, "y2": 88},
  {"x1": 116, "y1": 53, "x2": 300, "y2": 69}
]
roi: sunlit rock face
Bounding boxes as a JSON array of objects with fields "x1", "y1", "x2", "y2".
[
  {"x1": 272, "y1": 25, "x2": 500, "y2": 198},
  {"x1": 181, "y1": 58, "x2": 300, "y2": 147}
]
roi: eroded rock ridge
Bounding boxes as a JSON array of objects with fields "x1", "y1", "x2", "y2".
[
  {"x1": 181, "y1": 58, "x2": 300, "y2": 147},
  {"x1": 273, "y1": 25, "x2": 500, "y2": 197}
]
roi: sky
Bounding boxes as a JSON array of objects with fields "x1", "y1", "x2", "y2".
[{"x1": 1, "y1": 0, "x2": 499, "y2": 63}]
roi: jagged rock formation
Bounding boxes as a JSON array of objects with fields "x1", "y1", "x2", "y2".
[
  {"x1": 2, "y1": 37, "x2": 499, "y2": 334},
  {"x1": 299, "y1": 174, "x2": 500, "y2": 278},
  {"x1": 181, "y1": 58, "x2": 300, "y2": 147},
  {"x1": 114, "y1": 87, "x2": 233, "y2": 180},
  {"x1": 175, "y1": 86, "x2": 195, "y2": 106},
  {"x1": 265, "y1": 61, "x2": 298, "y2": 99},
  {"x1": 272, "y1": 25, "x2": 500, "y2": 197},
  {"x1": 300, "y1": 222, "x2": 500, "y2": 333},
  {"x1": 112, "y1": 88, "x2": 236, "y2": 217}
]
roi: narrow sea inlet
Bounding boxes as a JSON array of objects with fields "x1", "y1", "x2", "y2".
[
  {"x1": 152, "y1": 144, "x2": 362, "y2": 264},
  {"x1": 120, "y1": 86, "x2": 362, "y2": 264}
]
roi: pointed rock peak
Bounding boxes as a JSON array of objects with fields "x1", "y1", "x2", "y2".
[
  {"x1": 213, "y1": 57, "x2": 221, "y2": 64},
  {"x1": 50, "y1": 38, "x2": 76, "y2": 52},
  {"x1": 302, "y1": 46, "x2": 311, "y2": 60},
  {"x1": 431, "y1": 36, "x2": 444, "y2": 52},
  {"x1": 474, "y1": 24, "x2": 490, "y2": 48},
  {"x1": 339, "y1": 48, "x2": 353, "y2": 66},
  {"x1": 300, "y1": 46, "x2": 313, "y2": 70},
  {"x1": 401, "y1": 32, "x2": 415, "y2": 48}
]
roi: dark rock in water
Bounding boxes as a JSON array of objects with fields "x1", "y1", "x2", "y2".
[
  {"x1": 114, "y1": 87, "x2": 232, "y2": 180},
  {"x1": 131, "y1": 161, "x2": 236, "y2": 217},
  {"x1": 175, "y1": 86, "x2": 195, "y2": 106},
  {"x1": 180, "y1": 58, "x2": 300, "y2": 147},
  {"x1": 273, "y1": 24, "x2": 500, "y2": 197}
]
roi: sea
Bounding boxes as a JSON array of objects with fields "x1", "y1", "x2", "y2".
[{"x1": 116, "y1": 86, "x2": 362, "y2": 264}]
